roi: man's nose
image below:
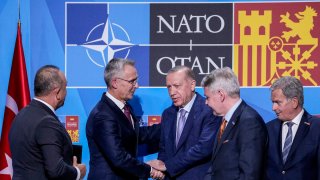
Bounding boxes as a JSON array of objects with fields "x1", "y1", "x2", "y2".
[
  {"x1": 134, "y1": 82, "x2": 139, "y2": 88},
  {"x1": 272, "y1": 103, "x2": 277, "y2": 111}
]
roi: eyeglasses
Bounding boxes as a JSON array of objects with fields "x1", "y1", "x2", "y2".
[{"x1": 117, "y1": 77, "x2": 138, "y2": 85}]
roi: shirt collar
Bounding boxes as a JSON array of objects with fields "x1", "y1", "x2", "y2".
[
  {"x1": 34, "y1": 98, "x2": 55, "y2": 114},
  {"x1": 224, "y1": 99, "x2": 242, "y2": 122},
  {"x1": 285, "y1": 109, "x2": 304, "y2": 126},
  {"x1": 106, "y1": 92, "x2": 126, "y2": 110},
  {"x1": 180, "y1": 93, "x2": 197, "y2": 113}
]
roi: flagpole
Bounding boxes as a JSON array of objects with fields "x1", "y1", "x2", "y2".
[
  {"x1": 0, "y1": 1, "x2": 31, "y2": 178},
  {"x1": 18, "y1": 0, "x2": 20, "y2": 26},
  {"x1": 18, "y1": 0, "x2": 20, "y2": 21}
]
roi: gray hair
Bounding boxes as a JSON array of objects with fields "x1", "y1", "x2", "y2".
[
  {"x1": 34, "y1": 65, "x2": 63, "y2": 96},
  {"x1": 270, "y1": 76, "x2": 304, "y2": 107},
  {"x1": 167, "y1": 66, "x2": 195, "y2": 80},
  {"x1": 201, "y1": 67, "x2": 240, "y2": 98},
  {"x1": 104, "y1": 58, "x2": 135, "y2": 86}
]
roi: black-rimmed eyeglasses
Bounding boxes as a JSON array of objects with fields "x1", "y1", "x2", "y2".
[{"x1": 117, "y1": 77, "x2": 138, "y2": 85}]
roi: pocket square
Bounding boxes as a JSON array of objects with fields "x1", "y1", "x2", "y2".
[
  {"x1": 223, "y1": 140, "x2": 229, "y2": 144},
  {"x1": 304, "y1": 122, "x2": 311, "y2": 126}
]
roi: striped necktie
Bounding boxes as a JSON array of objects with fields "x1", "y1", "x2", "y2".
[
  {"x1": 176, "y1": 109, "x2": 187, "y2": 146},
  {"x1": 282, "y1": 122, "x2": 294, "y2": 163},
  {"x1": 217, "y1": 119, "x2": 227, "y2": 143}
]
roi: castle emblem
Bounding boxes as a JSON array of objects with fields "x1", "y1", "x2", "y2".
[{"x1": 234, "y1": 4, "x2": 319, "y2": 86}]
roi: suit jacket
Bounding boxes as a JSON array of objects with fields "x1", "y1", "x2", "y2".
[
  {"x1": 86, "y1": 93, "x2": 160, "y2": 180},
  {"x1": 265, "y1": 110, "x2": 320, "y2": 180},
  {"x1": 9, "y1": 99, "x2": 77, "y2": 180},
  {"x1": 204, "y1": 101, "x2": 268, "y2": 180},
  {"x1": 158, "y1": 93, "x2": 220, "y2": 180}
]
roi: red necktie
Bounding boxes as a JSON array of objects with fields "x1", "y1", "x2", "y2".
[{"x1": 217, "y1": 119, "x2": 227, "y2": 143}]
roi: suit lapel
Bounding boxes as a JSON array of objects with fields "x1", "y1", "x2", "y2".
[
  {"x1": 176, "y1": 111, "x2": 195, "y2": 150},
  {"x1": 284, "y1": 111, "x2": 311, "y2": 167},
  {"x1": 127, "y1": 104, "x2": 138, "y2": 130},
  {"x1": 129, "y1": 106, "x2": 141, "y2": 156},
  {"x1": 168, "y1": 107, "x2": 178, "y2": 152},
  {"x1": 175, "y1": 95, "x2": 201, "y2": 151},
  {"x1": 103, "y1": 95, "x2": 135, "y2": 130},
  {"x1": 212, "y1": 101, "x2": 245, "y2": 159},
  {"x1": 273, "y1": 120, "x2": 283, "y2": 167},
  {"x1": 211, "y1": 117, "x2": 223, "y2": 159}
]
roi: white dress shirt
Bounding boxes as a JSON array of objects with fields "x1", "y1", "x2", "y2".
[
  {"x1": 223, "y1": 99, "x2": 242, "y2": 126},
  {"x1": 281, "y1": 109, "x2": 304, "y2": 151},
  {"x1": 106, "y1": 92, "x2": 134, "y2": 127},
  {"x1": 176, "y1": 93, "x2": 197, "y2": 128}
]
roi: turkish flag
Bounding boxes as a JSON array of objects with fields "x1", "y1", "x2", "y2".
[{"x1": 0, "y1": 22, "x2": 31, "y2": 180}]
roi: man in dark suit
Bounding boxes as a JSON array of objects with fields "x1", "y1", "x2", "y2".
[
  {"x1": 9, "y1": 65, "x2": 86, "y2": 180},
  {"x1": 202, "y1": 67, "x2": 268, "y2": 180},
  {"x1": 265, "y1": 76, "x2": 320, "y2": 180},
  {"x1": 86, "y1": 58, "x2": 163, "y2": 180},
  {"x1": 147, "y1": 66, "x2": 220, "y2": 180}
]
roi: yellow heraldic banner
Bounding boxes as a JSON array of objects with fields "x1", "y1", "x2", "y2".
[{"x1": 234, "y1": 2, "x2": 320, "y2": 87}]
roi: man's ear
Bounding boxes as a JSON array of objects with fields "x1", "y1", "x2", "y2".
[
  {"x1": 291, "y1": 97, "x2": 299, "y2": 109},
  {"x1": 218, "y1": 89, "x2": 225, "y2": 102},
  {"x1": 111, "y1": 78, "x2": 118, "y2": 89},
  {"x1": 54, "y1": 87, "x2": 61, "y2": 100},
  {"x1": 191, "y1": 79, "x2": 196, "y2": 92}
]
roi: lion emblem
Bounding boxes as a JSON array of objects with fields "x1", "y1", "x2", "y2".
[{"x1": 280, "y1": 6, "x2": 318, "y2": 44}]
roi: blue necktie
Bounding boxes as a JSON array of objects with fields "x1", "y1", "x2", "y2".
[
  {"x1": 282, "y1": 122, "x2": 294, "y2": 163},
  {"x1": 176, "y1": 109, "x2": 187, "y2": 146}
]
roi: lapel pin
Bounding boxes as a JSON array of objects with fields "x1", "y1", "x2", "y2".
[
  {"x1": 304, "y1": 122, "x2": 311, "y2": 126},
  {"x1": 223, "y1": 140, "x2": 229, "y2": 144}
]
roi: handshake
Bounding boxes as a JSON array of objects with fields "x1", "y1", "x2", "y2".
[{"x1": 147, "y1": 159, "x2": 166, "y2": 180}]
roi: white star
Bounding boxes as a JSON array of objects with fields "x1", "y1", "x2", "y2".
[
  {"x1": 0, "y1": 153, "x2": 13, "y2": 179},
  {"x1": 82, "y1": 17, "x2": 133, "y2": 67}
]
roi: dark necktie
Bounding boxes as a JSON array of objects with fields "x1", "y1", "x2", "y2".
[
  {"x1": 123, "y1": 104, "x2": 132, "y2": 122},
  {"x1": 176, "y1": 109, "x2": 187, "y2": 146},
  {"x1": 282, "y1": 122, "x2": 294, "y2": 163},
  {"x1": 217, "y1": 119, "x2": 227, "y2": 143}
]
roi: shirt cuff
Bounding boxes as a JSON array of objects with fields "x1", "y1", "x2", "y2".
[
  {"x1": 75, "y1": 166, "x2": 80, "y2": 180},
  {"x1": 150, "y1": 166, "x2": 153, "y2": 174}
]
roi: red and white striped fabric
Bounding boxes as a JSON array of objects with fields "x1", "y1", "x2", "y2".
[{"x1": 0, "y1": 22, "x2": 30, "y2": 180}]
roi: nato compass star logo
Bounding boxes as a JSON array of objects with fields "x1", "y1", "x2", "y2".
[
  {"x1": 65, "y1": 3, "x2": 150, "y2": 87},
  {"x1": 81, "y1": 17, "x2": 133, "y2": 67}
]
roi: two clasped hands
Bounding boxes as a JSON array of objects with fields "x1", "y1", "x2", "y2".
[{"x1": 147, "y1": 159, "x2": 166, "y2": 180}]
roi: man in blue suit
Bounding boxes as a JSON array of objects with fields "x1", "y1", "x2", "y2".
[
  {"x1": 148, "y1": 66, "x2": 220, "y2": 179},
  {"x1": 202, "y1": 67, "x2": 268, "y2": 180},
  {"x1": 86, "y1": 58, "x2": 163, "y2": 180},
  {"x1": 265, "y1": 76, "x2": 320, "y2": 180}
]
